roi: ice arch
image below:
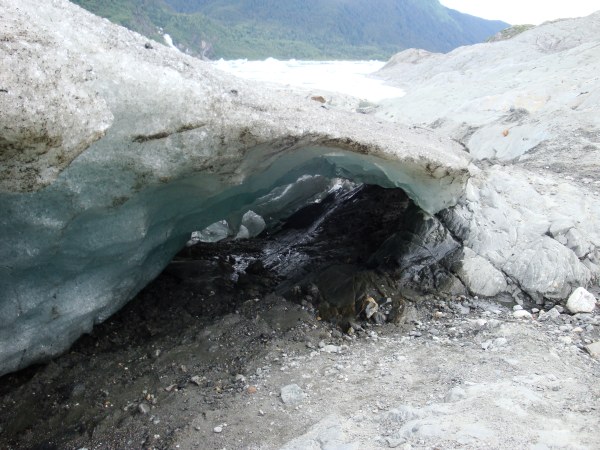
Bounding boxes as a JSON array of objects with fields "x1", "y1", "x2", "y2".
[{"x1": 0, "y1": 0, "x2": 470, "y2": 375}]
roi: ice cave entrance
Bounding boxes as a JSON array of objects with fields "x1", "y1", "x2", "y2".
[{"x1": 159, "y1": 177, "x2": 459, "y2": 329}]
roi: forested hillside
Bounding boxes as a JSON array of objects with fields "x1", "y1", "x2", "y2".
[{"x1": 71, "y1": 0, "x2": 509, "y2": 59}]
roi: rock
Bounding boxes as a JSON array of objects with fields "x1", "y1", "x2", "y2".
[
  {"x1": 247, "y1": 386, "x2": 258, "y2": 394},
  {"x1": 455, "y1": 248, "x2": 508, "y2": 297},
  {"x1": 190, "y1": 376, "x2": 203, "y2": 386},
  {"x1": 513, "y1": 310, "x2": 532, "y2": 320},
  {"x1": 538, "y1": 308, "x2": 561, "y2": 322},
  {"x1": 386, "y1": 437, "x2": 406, "y2": 448},
  {"x1": 566, "y1": 287, "x2": 597, "y2": 314},
  {"x1": 235, "y1": 374, "x2": 246, "y2": 383},
  {"x1": 281, "y1": 384, "x2": 306, "y2": 406},
  {"x1": 384, "y1": 405, "x2": 420, "y2": 422},
  {"x1": 213, "y1": 426, "x2": 223, "y2": 433},
  {"x1": 559, "y1": 336, "x2": 573, "y2": 345},
  {"x1": 138, "y1": 403, "x2": 151, "y2": 415},
  {"x1": 363, "y1": 296, "x2": 379, "y2": 319},
  {"x1": 322, "y1": 345, "x2": 342, "y2": 353},
  {"x1": 378, "y1": 13, "x2": 600, "y2": 305},
  {"x1": 584, "y1": 341, "x2": 600, "y2": 358},
  {"x1": 444, "y1": 386, "x2": 467, "y2": 402}
]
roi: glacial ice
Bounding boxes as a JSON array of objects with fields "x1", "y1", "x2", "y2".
[{"x1": 189, "y1": 220, "x2": 230, "y2": 244}]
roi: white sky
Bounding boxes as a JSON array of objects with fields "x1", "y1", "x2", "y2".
[{"x1": 439, "y1": 0, "x2": 600, "y2": 25}]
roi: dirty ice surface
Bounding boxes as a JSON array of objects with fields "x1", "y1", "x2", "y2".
[{"x1": 213, "y1": 58, "x2": 406, "y2": 102}]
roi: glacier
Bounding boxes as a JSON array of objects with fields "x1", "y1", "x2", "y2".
[{"x1": 0, "y1": 0, "x2": 468, "y2": 376}]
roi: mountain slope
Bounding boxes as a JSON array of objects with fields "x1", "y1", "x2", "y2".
[{"x1": 71, "y1": 0, "x2": 509, "y2": 59}]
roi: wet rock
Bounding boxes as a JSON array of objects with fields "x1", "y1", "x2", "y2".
[
  {"x1": 566, "y1": 288, "x2": 597, "y2": 314},
  {"x1": 281, "y1": 384, "x2": 305, "y2": 406}
]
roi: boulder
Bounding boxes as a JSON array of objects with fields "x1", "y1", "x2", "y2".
[
  {"x1": 566, "y1": 287, "x2": 597, "y2": 314},
  {"x1": 377, "y1": 13, "x2": 600, "y2": 303}
]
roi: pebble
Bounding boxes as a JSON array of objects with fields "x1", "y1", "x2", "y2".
[
  {"x1": 566, "y1": 287, "x2": 597, "y2": 314},
  {"x1": 386, "y1": 437, "x2": 406, "y2": 448},
  {"x1": 281, "y1": 384, "x2": 305, "y2": 406},
  {"x1": 190, "y1": 375, "x2": 203, "y2": 386},
  {"x1": 213, "y1": 426, "x2": 223, "y2": 433},
  {"x1": 559, "y1": 336, "x2": 573, "y2": 345},
  {"x1": 456, "y1": 304, "x2": 471, "y2": 315},
  {"x1": 513, "y1": 310, "x2": 532, "y2": 319},
  {"x1": 384, "y1": 405, "x2": 420, "y2": 422},
  {"x1": 487, "y1": 319, "x2": 501, "y2": 329},
  {"x1": 138, "y1": 403, "x2": 151, "y2": 415},
  {"x1": 538, "y1": 308, "x2": 561, "y2": 322},
  {"x1": 584, "y1": 341, "x2": 600, "y2": 358},
  {"x1": 235, "y1": 374, "x2": 246, "y2": 383},
  {"x1": 471, "y1": 319, "x2": 487, "y2": 330},
  {"x1": 444, "y1": 386, "x2": 467, "y2": 402},
  {"x1": 322, "y1": 345, "x2": 342, "y2": 353}
]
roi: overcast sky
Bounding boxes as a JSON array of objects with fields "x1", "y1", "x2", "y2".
[{"x1": 439, "y1": 0, "x2": 600, "y2": 25}]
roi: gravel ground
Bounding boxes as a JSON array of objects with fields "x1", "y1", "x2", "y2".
[{"x1": 1, "y1": 280, "x2": 599, "y2": 449}]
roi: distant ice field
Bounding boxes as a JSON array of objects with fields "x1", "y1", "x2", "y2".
[{"x1": 212, "y1": 58, "x2": 405, "y2": 102}]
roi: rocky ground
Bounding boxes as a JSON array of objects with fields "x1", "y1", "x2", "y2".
[{"x1": 0, "y1": 274, "x2": 599, "y2": 449}]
